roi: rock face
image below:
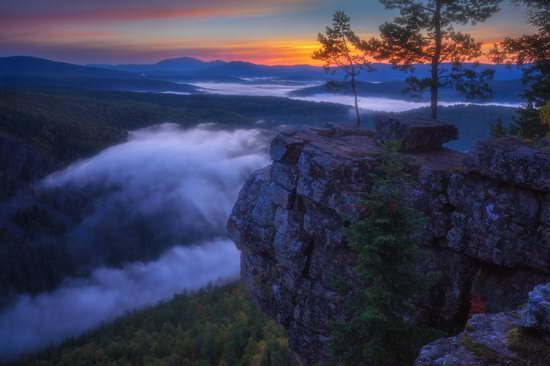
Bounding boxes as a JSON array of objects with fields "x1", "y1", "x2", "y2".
[
  {"x1": 415, "y1": 283, "x2": 550, "y2": 366},
  {"x1": 227, "y1": 122, "x2": 550, "y2": 365},
  {"x1": 375, "y1": 115, "x2": 459, "y2": 152}
]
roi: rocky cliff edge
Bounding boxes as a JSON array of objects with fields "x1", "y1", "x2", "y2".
[{"x1": 227, "y1": 116, "x2": 550, "y2": 364}]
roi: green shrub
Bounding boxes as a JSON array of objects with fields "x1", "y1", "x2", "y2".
[{"x1": 331, "y1": 141, "x2": 442, "y2": 366}]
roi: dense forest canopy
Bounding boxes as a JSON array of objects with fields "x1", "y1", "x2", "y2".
[{"x1": 24, "y1": 283, "x2": 296, "y2": 366}]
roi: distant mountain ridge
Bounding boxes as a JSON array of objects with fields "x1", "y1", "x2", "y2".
[
  {"x1": 89, "y1": 56, "x2": 226, "y2": 74},
  {"x1": 0, "y1": 56, "x2": 131, "y2": 78},
  {"x1": 0, "y1": 56, "x2": 199, "y2": 93},
  {"x1": 1, "y1": 55, "x2": 525, "y2": 82},
  {"x1": 91, "y1": 56, "x2": 525, "y2": 81}
]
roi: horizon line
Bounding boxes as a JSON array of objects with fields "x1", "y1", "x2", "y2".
[{"x1": 2, "y1": 54, "x2": 520, "y2": 68}]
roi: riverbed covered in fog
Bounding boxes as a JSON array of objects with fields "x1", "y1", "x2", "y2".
[
  {"x1": 0, "y1": 124, "x2": 270, "y2": 362},
  {"x1": 186, "y1": 80, "x2": 522, "y2": 112}
]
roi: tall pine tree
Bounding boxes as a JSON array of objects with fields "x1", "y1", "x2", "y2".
[{"x1": 365, "y1": 0, "x2": 501, "y2": 119}]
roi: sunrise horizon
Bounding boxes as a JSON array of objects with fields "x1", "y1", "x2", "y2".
[{"x1": 0, "y1": 0, "x2": 535, "y2": 66}]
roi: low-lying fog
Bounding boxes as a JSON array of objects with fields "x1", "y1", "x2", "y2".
[
  {"x1": 185, "y1": 80, "x2": 521, "y2": 112},
  {"x1": 0, "y1": 124, "x2": 270, "y2": 362},
  {"x1": 0, "y1": 240, "x2": 239, "y2": 361},
  {"x1": 190, "y1": 80, "x2": 321, "y2": 97}
]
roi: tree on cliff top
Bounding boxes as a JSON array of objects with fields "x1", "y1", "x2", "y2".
[
  {"x1": 313, "y1": 11, "x2": 370, "y2": 127},
  {"x1": 491, "y1": 0, "x2": 550, "y2": 139},
  {"x1": 365, "y1": 0, "x2": 502, "y2": 120},
  {"x1": 331, "y1": 141, "x2": 441, "y2": 365}
]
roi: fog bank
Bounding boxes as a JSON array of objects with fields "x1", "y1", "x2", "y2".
[
  {"x1": 0, "y1": 240, "x2": 240, "y2": 362},
  {"x1": 186, "y1": 81, "x2": 522, "y2": 112},
  {"x1": 41, "y1": 124, "x2": 270, "y2": 267},
  {"x1": 0, "y1": 124, "x2": 269, "y2": 361}
]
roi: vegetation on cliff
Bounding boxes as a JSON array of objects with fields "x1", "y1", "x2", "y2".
[{"x1": 331, "y1": 142, "x2": 441, "y2": 365}]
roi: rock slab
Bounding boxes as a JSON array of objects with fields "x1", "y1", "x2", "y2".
[{"x1": 375, "y1": 115, "x2": 459, "y2": 152}]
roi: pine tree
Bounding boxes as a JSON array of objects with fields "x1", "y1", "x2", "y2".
[
  {"x1": 509, "y1": 106, "x2": 549, "y2": 139},
  {"x1": 365, "y1": 0, "x2": 502, "y2": 119},
  {"x1": 331, "y1": 141, "x2": 441, "y2": 366},
  {"x1": 491, "y1": 0, "x2": 550, "y2": 139},
  {"x1": 490, "y1": 118, "x2": 508, "y2": 138},
  {"x1": 313, "y1": 11, "x2": 370, "y2": 127}
]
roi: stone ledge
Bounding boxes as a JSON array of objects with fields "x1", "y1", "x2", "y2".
[{"x1": 375, "y1": 114, "x2": 459, "y2": 152}]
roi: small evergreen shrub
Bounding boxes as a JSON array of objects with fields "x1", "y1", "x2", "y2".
[{"x1": 330, "y1": 141, "x2": 442, "y2": 366}]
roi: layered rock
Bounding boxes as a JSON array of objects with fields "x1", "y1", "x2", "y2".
[{"x1": 227, "y1": 121, "x2": 550, "y2": 365}]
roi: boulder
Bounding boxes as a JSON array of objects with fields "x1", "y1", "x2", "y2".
[
  {"x1": 415, "y1": 312, "x2": 521, "y2": 366},
  {"x1": 520, "y1": 283, "x2": 550, "y2": 332},
  {"x1": 416, "y1": 283, "x2": 550, "y2": 366},
  {"x1": 374, "y1": 115, "x2": 458, "y2": 152}
]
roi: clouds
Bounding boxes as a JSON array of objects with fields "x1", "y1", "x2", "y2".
[
  {"x1": 0, "y1": 0, "x2": 315, "y2": 22},
  {"x1": 0, "y1": 0, "x2": 529, "y2": 65},
  {"x1": 0, "y1": 0, "x2": 326, "y2": 64}
]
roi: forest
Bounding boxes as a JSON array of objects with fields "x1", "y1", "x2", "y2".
[{"x1": 22, "y1": 283, "x2": 296, "y2": 366}]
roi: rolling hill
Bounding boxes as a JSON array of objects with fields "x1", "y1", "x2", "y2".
[
  {"x1": 0, "y1": 56, "x2": 199, "y2": 93},
  {"x1": 0, "y1": 56, "x2": 131, "y2": 78}
]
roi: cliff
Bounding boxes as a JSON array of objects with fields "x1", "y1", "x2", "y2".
[{"x1": 227, "y1": 116, "x2": 550, "y2": 365}]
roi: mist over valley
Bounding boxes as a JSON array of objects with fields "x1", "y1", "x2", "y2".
[{"x1": 0, "y1": 125, "x2": 269, "y2": 361}]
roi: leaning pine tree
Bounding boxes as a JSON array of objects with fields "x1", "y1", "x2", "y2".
[
  {"x1": 365, "y1": 0, "x2": 502, "y2": 120},
  {"x1": 313, "y1": 11, "x2": 370, "y2": 127},
  {"x1": 331, "y1": 141, "x2": 441, "y2": 366}
]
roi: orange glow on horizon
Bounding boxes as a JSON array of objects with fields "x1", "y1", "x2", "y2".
[{"x1": 180, "y1": 40, "x2": 499, "y2": 66}]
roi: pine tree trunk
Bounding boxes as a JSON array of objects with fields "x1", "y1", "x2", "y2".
[
  {"x1": 431, "y1": 0, "x2": 443, "y2": 120},
  {"x1": 430, "y1": 69, "x2": 438, "y2": 120},
  {"x1": 351, "y1": 74, "x2": 361, "y2": 127}
]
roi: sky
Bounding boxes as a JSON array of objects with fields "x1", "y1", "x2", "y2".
[{"x1": 0, "y1": 0, "x2": 534, "y2": 65}]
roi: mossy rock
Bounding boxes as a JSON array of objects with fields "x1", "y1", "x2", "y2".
[
  {"x1": 460, "y1": 334, "x2": 503, "y2": 363},
  {"x1": 507, "y1": 327, "x2": 550, "y2": 365},
  {"x1": 464, "y1": 322, "x2": 475, "y2": 332}
]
